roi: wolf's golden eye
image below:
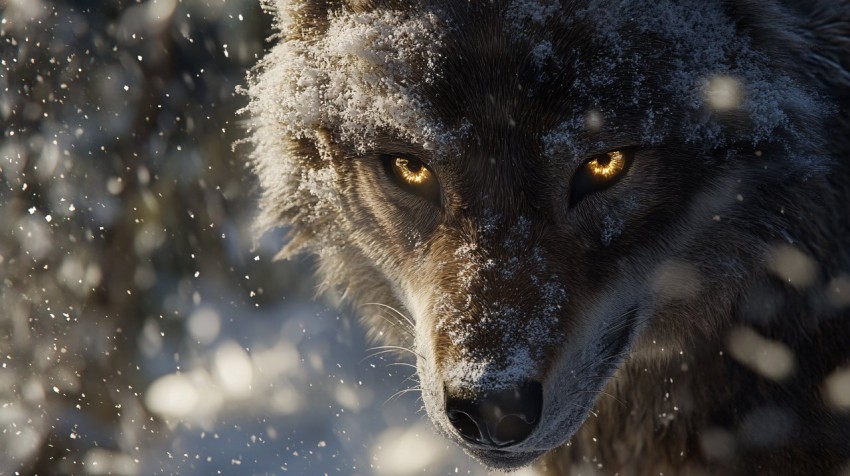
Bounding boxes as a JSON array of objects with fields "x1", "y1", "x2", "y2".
[
  {"x1": 381, "y1": 155, "x2": 440, "y2": 206},
  {"x1": 586, "y1": 151, "x2": 627, "y2": 179},
  {"x1": 392, "y1": 157, "x2": 433, "y2": 185},
  {"x1": 570, "y1": 148, "x2": 635, "y2": 206}
]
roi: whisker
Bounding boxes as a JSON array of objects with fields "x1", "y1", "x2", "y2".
[
  {"x1": 371, "y1": 308, "x2": 416, "y2": 338},
  {"x1": 365, "y1": 345, "x2": 424, "y2": 359},
  {"x1": 384, "y1": 387, "x2": 422, "y2": 405},
  {"x1": 362, "y1": 302, "x2": 416, "y2": 329},
  {"x1": 387, "y1": 362, "x2": 418, "y2": 370},
  {"x1": 571, "y1": 351, "x2": 625, "y2": 378},
  {"x1": 376, "y1": 308, "x2": 416, "y2": 337},
  {"x1": 360, "y1": 349, "x2": 399, "y2": 364},
  {"x1": 572, "y1": 390, "x2": 627, "y2": 408},
  {"x1": 400, "y1": 372, "x2": 421, "y2": 387},
  {"x1": 598, "y1": 390, "x2": 627, "y2": 407},
  {"x1": 361, "y1": 349, "x2": 418, "y2": 365}
]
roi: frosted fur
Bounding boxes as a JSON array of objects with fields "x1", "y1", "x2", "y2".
[
  {"x1": 245, "y1": 1, "x2": 452, "y2": 256},
  {"x1": 541, "y1": 0, "x2": 829, "y2": 165},
  {"x1": 435, "y1": 219, "x2": 568, "y2": 392},
  {"x1": 245, "y1": 0, "x2": 850, "y2": 472},
  {"x1": 246, "y1": 0, "x2": 829, "y2": 251},
  {"x1": 252, "y1": 5, "x2": 448, "y2": 150},
  {"x1": 506, "y1": 0, "x2": 560, "y2": 28}
]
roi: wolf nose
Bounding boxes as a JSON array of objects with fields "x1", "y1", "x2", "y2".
[{"x1": 445, "y1": 381, "x2": 542, "y2": 448}]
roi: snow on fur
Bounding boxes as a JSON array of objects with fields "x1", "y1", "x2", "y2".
[
  {"x1": 244, "y1": 0, "x2": 832, "y2": 394},
  {"x1": 435, "y1": 220, "x2": 568, "y2": 391},
  {"x1": 246, "y1": 0, "x2": 827, "y2": 246},
  {"x1": 245, "y1": 1, "x2": 450, "y2": 254},
  {"x1": 542, "y1": 0, "x2": 829, "y2": 164}
]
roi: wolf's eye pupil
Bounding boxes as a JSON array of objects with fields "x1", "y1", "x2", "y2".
[
  {"x1": 393, "y1": 157, "x2": 432, "y2": 185},
  {"x1": 381, "y1": 154, "x2": 441, "y2": 206},
  {"x1": 569, "y1": 148, "x2": 634, "y2": 207},
  {"x1": 402, "y1": 159, "x2": 420, "y2": 172}
]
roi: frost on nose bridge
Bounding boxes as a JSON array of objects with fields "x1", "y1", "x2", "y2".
[{"x1": 433, "y1": 217, "x2": 568, "y2": 396}]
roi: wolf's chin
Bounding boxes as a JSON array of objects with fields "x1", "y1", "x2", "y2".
[{"x1": 464, "y1": 447, "x2": 546, "y2": 469}]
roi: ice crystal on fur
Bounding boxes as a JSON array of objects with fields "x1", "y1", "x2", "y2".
[
  {"x1": 434, "y1": 220, "x2": 567, "y2": 392},
  {"x1": 249, "y1": 5, "x2": 449, "y2": 152},
  {"x1": 506, "y1": 0, "x2": 559, "y2": 29},
  {"x1": 554, "y1": 0, "x2": 831, "y2": 155},
  {"x1": 245, "y1": 2, "x2": 454, "y2": 254}
]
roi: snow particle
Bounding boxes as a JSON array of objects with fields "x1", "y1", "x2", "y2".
[
  {"x1": 703, "y1": 75, "x2": 742, "y2": 112},
  {"x1": 822, "y1": 367, "x2": 850, "y2": 410},
  {"x1": 726, "y1": 326, "x2": 795, "y2": 381},
  {"x1": 766, "y1": 244, "x2": 818, "y2": 290}
]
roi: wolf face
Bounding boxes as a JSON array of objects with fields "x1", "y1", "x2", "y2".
[{"x1": 246, "y1": 0, "x2": 850, "y2": 471}]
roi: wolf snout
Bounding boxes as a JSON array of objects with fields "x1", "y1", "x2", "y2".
[{"x1": 444, "y1": 381, "x2": 543, "y2": 448}]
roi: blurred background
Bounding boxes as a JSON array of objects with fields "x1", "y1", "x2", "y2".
[{"x1": 0, "y1": 1, "x2": 493, "y2": 474}]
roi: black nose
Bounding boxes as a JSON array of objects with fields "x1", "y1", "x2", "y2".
[{"x1": 445, "y1": 381, "x2": 542, "y2": 448}]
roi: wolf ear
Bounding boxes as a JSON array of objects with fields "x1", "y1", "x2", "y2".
[
  {"x1": 346, "y1": 0, "x2": 376, "y2": 13},
  {"x1": 269, "y1": 0, "x2": 345, "y2": 39},
  {"x1": 346, "y1": 0, "x2": 408, "y2": 13},
  {"x1": 271, "y1": 0, "x2": 398, "y2": 38},
  {"x1": 271, "y1": 0, "x2": 414, "y2": 41}
]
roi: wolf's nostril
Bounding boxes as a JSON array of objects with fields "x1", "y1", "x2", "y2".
[
  {"x1": 492, "y1": 414, "x2": 535, "y2": 446},
  {"x1": 447, "y1": 409, "x2": 482, "y2": 443},
  {"x1": 444, "y1": 381, "x2": 542, "y2": 448}
]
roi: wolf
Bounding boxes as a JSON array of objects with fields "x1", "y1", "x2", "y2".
[{"x1": 244, "y1": 0, "x2": 850, "y2": 473}]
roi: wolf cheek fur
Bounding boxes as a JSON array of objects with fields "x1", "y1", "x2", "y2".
[{"x1": 245, "y1": 0, "x2": 850, "y2": 474}]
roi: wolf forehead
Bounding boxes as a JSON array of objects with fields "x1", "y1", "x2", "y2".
[{"x1": 254, "y1": 0, "x2": 827, "y2": 160}]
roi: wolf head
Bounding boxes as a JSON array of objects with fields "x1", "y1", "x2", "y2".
[{"x1": 246, "y1": 0, "x2": 841, "y2": 468}]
